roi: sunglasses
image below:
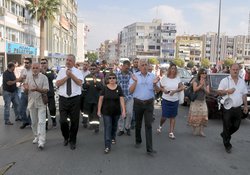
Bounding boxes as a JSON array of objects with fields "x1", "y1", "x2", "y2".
[
  {"x1": 41, "y1": 62, "x2": 47, "y2": 64},
  {"x1": 24, "y1": 62, "x2": 30, "y2": 64},
  {"x1": 108, "y1": 76, "x2": 116, "y2": 80},
  {"x1": 201, "y1": 72, "x2": 207, "y2": 74}
]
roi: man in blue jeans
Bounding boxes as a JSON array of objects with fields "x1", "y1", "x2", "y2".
[{"x1": 2, "y1": 62, "x2": 22, "y2": 125}]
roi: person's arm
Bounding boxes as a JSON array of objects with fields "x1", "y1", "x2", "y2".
[
  {"x1": 120, "y1": 96, "x2": 126, "y2": 118},
  {"x1": 67, "y1": 69, "x2": 82, "y2": 86},
  {"x1": 97, "y1": 96, "x2": 104, "y2": 117},
  {"x1": 56, "y1": 70, "x2": 68, "y2": 87},
  {"x1": 129, "y1": 74, "x2": 138, "y2": 93}
]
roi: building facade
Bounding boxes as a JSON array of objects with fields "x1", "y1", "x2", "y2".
[{"x1": 76, "y1": 20, "x2": 89, "y2": 62}]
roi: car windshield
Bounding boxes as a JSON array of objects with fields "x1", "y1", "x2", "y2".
[
  {"x1": 209, "y1": 74, "x2": 229, "y2": 90},
  {"x1": 178, "y1": 68, "x2": 191, "y2": 78}
]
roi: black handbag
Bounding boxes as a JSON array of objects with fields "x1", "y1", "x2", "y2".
[{"x1": 186, "y1": 85, "x2": 198, "y2": 102}]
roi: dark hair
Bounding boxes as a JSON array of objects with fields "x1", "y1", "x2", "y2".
[
  {"x1": 7, "y1": 62, "x2": 15, "y2": 69},
  {"x1": 24, "y1": 57, "x2": 32, "y2": 64},
  {"x1": 123, "y1": 60, "x2": 131, "y2": 66},
  {"x1": 105, "y1": 72, "x2": 117, "y2": 84},
  {"x1": 90, "y1": 63, "x2": 97, "y2": 67},
  {"x1": 167, "y1": 64, "x2": 177, "y2": 78},
  {"x1": 197, "y1": 68, "x2": 207, "y2": 81},
  {"x1": 41, "y1": 58, "x2": 48, "y2": 63}
]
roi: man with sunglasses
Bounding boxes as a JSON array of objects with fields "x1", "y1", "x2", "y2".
[
  {"x1": 82, "y1": 63, "x2": 103, "y2": 132},
  {"x1": 40, "y1": 58, "x2": 57, "y2": 129},
  {"x1": 19, "y1": 58, "x2": 32, "y2": 129}
]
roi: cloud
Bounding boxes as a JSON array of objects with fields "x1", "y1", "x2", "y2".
[{"x1": 150, "y1": 5, "x2": 191, "y2": 34}]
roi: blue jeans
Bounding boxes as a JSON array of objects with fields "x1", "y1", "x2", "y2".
[
  {"x1": 103, "y1": 115, "x2": 119, "y2": 149},
  {"x1": 20, "y1": 92, "x2": 31, "y2": 124},
  {"x1": 3, "y1": 90, "x2": 20, "y2": 122}
]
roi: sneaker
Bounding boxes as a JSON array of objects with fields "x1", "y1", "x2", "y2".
[
  {"x1": 32, "y1": 137, "x2": 38, "y2": 144},
  {"x1": 111, "y1": 139, "x2": 116, "y2": 145},
  {"x1": 169, "y1": 132, "x2": 175, "y2": 139},
  {"x1": 104, "y1": 147, "x2": 110, "y2": 154},
  {"x1": 126, "y1": 129, "x2": 131, "y2": 136},
  {"x1": 5, "y1": 121, "x2": 14, "y2": 125},
  {"x1": 156, "y1": 126, "x2": 162, "y2": 134},
  {"x1": 38, "y1": 144, "x2": 44, "y2": 150}
]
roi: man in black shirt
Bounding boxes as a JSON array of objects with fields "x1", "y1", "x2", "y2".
[
  {"x1": 3, "y1": 62, "x2": 22, "y2": 125},
  {"x1": 40, "y1": 59, "x2": 57, "y2": 129}
]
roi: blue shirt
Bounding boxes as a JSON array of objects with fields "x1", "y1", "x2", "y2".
[
  {"x1": 116, "y1": 71, "x2": 133, "y2": 101},
  {"x1": 129, "y1": 72, "x2": 155, "y2": 100}
]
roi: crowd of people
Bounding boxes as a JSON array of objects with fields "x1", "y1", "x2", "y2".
[{"x1": 2, "y1": 54, "x2": 248, "y2": 155}]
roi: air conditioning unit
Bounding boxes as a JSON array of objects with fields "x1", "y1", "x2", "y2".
[
  {"x1": 17, "y1": 16, "x2": 24, "y2": 23},
  {"x1": 0, "y1": 7, "x2": 6, "y2": 16}
]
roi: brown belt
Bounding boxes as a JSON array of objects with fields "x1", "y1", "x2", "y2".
[{"x1": 134, "y1": 98, "x2": 154, "y2": 105}]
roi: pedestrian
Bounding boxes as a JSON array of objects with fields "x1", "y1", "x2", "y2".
[
  {"x1": 56, "y1": 54, "x2": 83, "y2": 150},
  {"x1": 2, "y1": 62, "x2": 21, "y2": 125},
  {"x1": 129, "y1": 59, "x2": 160, "y2": 156},
  {"x1": 156, "y1": 64, "x2": 184, "y2": 139},
  {"x1": 23, "y1": 62, "x2": 49, "y2": 150},
  {"x1": 19, "y1": 58, "x2": 32, "y2": 129},
  {"x1": 218, "y1": 63, "x2": 248, "y2": 153},
  {"x1": 187, "y1": 68, "x2": 210, "y2": 137},
  {"x1": 116, "y1": 60, "x2": 133, "y2": 136},
  {"x1": 82, "y1": 63, "x2": 103, "y2": 131},
  {"x1": 40, "y1": 58, "x2": 57, "y2": 129},
  {"x1": 97, "y1": 73, "x2": 126, "y2": 153}
]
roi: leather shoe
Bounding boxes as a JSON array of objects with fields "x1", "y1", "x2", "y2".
[
  {"x1": 20, "y1": 123, "x2": 29, "y2": 129},
  {"x1": 70, "y1": 143, "x2": 76, "y2": 150},
  {"x1": 5, "y1": 121, "x2": 14, "y2": 125},
  {"x1": 135, "y1": 143, "x2": 141, "y2": 148},
  {"x1": 63, "y1": 140, "x2": 69, "y2": 146},
  {"x1": 118, "y1": 131, "x2": 124, "y2": 136},
  {"x1": 225, "y1": 144, "x2": 232, "y2": 153},
  {"x1": 126, "y1": 129, "x2": 131, "y2": 136},
  {"x1": 147, "y1": 150, "x2": 157, "y2": 156}
]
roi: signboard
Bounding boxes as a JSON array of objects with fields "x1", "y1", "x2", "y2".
[{"x1": 6, "y1": 42, "x2": 37, "y2": 56}]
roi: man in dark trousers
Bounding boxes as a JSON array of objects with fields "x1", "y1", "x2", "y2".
[
  {"x1": 40, "y1": 58, "x2": 57, "y2": 129},
  {"x1": 56, "y1": 54, "x2": 83, "y2": 150},
  {"x1": 2, "y1": 62, "x2": 22, "y2": 125},
  {"x1": 82, "y1": 63, "x2": 103, "y2": 133}
]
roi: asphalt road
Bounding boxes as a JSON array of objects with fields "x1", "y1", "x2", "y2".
[{"x1": 0, "y1": 99, "x2": 250, "y2": 175}]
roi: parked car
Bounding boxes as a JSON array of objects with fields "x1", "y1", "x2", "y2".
[{"x1": 184, "y1": 73, "x2": 250, "y2": 119}]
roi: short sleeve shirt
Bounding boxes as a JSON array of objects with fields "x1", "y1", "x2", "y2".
[{"x1": 160, "y1": 76, "x2": 181, "y2": 102}]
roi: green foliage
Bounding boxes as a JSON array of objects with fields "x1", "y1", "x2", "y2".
[
  {"x1": 201, "y1": 58, "x2": 210, "y2": 68},
  {"x1": 148, "y1": 58, "x2": 159, "y2": 65},
  {"x1": 223, "y1": 58, "x2": 235, "y2": 67},
  {"x1": 173, "y1": 58, "x2": 185, "y2": 68},
  {"x1": 187, "y1": 60, "x2": 195, "y2": 68},
  {"x1": 85, "y1": 52, "x2": 98, "y2": 63}
]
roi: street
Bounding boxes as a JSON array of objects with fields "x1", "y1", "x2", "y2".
[{"x1": 0, "y1": 98, "x2": 250, "y2": 175}]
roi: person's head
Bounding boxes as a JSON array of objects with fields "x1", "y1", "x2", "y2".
[
  {"x1": 7, "y1": 62, "x2": 15, "y2": 72},
  {"x1": 106, "y1": 72, "x2": 117, "y2": 85},
  {"x1": 89, "y1": 63, "x2": 97, "y2": 75},
  {"x1": 167, "y1": 64, "x2": 177, "y2": 78},
  {"x1": 40, "y1": 58, "x2": 48, "y2": 70},
  {"x1": 197, "y1": 68, "x2": 207, "y2": 81},
  {"x1": 121, "y1": 60, "x2": 131, "y2": 73},
  {"x1": 83, "y1": 61, "x2": 89, "y2": 71},
  {"x1": 24, "y1": 58, "x2": 32, "y2": 69},
  {"x1": 66, "y1": 54, "x2": 76, "y2": 69},
  {"x1": 32, "y1": 62, "x2": 40, "y2": 76},
  {"x1": 230, "y1": 63, "x2": 240, "y2": 78},
  {"x1": 75, "y1": 62, "x2": 81, "y2": 69},
  {"x1": 133, "y1": 58, "x2": 139, "y2": 68},
  {"x1": 139, "y1": 59, "x2": 148, "y2": 75},
  {"x1": 148, "y1": 64, "x2": 153, "y2": 73}
]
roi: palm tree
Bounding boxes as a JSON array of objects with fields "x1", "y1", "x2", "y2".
[{"x1": 26, "y1": 0, "x2": 60, "y2": 60}]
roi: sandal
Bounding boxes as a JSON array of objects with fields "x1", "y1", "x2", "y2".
[
  {"x1": 156, "y1": 126, "x2": 162, "y2": 134},
  {"x1": 169, "y1": 132, "x2": 175, "y2": 139},
  {"x1": 111, "y1": 139, "x2": 116, "y2": 145}
]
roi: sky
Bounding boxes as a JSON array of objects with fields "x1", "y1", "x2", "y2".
[{"x1": 77, "y1": 0, "x2": 250, "y2": 50}]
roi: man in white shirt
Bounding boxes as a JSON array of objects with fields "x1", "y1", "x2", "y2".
[
  {"x1": 218, "y1": 63, "x2": 248, "y2": 153},
  {"x1": 56, "y1": 54, "x2": 83, "y2": 150}
]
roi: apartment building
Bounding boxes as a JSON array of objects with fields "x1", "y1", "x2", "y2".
[
  {"x1": 176, "y1": 35, "x2": 203, "y2": 64},
  {"x1": 46, "y1": 0, "x2": 77, "y2": 67},
  {"x1": 76, "y1": 20, "x2": 89, "y2": 62},
  {"x1": 98, "y1": 40, "x2": 119, "y2": 62},
  {"x1": 0, "y1": 0, "x2": 39, "y2": 71}
]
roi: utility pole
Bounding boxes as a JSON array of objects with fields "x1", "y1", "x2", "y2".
[{"x1": 216, "y1": 0, "x2": 221, "y2": 65}]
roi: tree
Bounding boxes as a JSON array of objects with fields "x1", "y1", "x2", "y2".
[
  {"x1": 85, "y1": 52, "x2": 98, "y2": 63},
  {"x1": 26, "y1": 0, "x2": 60, "y2": 60},
  {"x1": 201, "y1": 58, "x2": 210, "y2": 68},
  {"x1": 172, "y1": 58, "x2": 185, "y2": 68},
  {"x1": 187, "y1": 60, "x2": 195, "y2": 68},
  {"x1": 148, "y1": 57, "x2": 159, "y2": 65},
  {"x1": 223, "y1": 58, "x2": 235, "y2": 67}
]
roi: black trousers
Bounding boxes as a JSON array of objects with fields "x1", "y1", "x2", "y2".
[
  {"x1": 59, "y1": 95, "x2": 80, "y2": 144},
  {"x1": 134, "y1": 99, "x2": 154, "y2": 152},
  {"x1": 222, "y1": 106, "x2": 242, "y2": 147},
  {"x1": 46, "y1": 96, "x2": 56, "y2": 119}
]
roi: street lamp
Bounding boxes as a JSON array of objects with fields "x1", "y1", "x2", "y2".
[{"x1": 216, "y1": 0, "x2": 222, "y2": 65}]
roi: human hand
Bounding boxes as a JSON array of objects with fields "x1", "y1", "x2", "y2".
[
  {"x1": 66, "y1": 69, "x2": 72, "y2": 78},
  {"x1": 227, "y1": 88, "x2": 235, "y2": 95},
  {"x1": 131, "y1": 74, "x2": 138, "y2": 82},
  {"x1": 243, "y1": 106, "x2": 248, "y2": 114},
  {"x1": 153, "y1": 76, "x2": 160, "y2": 84},
  {"x1": 169, "y1": 90, "x2": 175, "y2": 96},
  {"x1": 97, "y1": 112, "x2": 102, "y2": 118},
  {"x1": 121, "y1": 111, "x2": 126, "y2": 118}
]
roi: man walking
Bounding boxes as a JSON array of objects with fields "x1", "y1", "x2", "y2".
[
  {"x1": 56, "y1": 54, "x2": 83, "y2": 150},
  {"x1": 129, "y1": 59, "x2": 160, "y2": 156},
  {"x1": 218, "y1": 63, "x2": 248, "y2": 153}
]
